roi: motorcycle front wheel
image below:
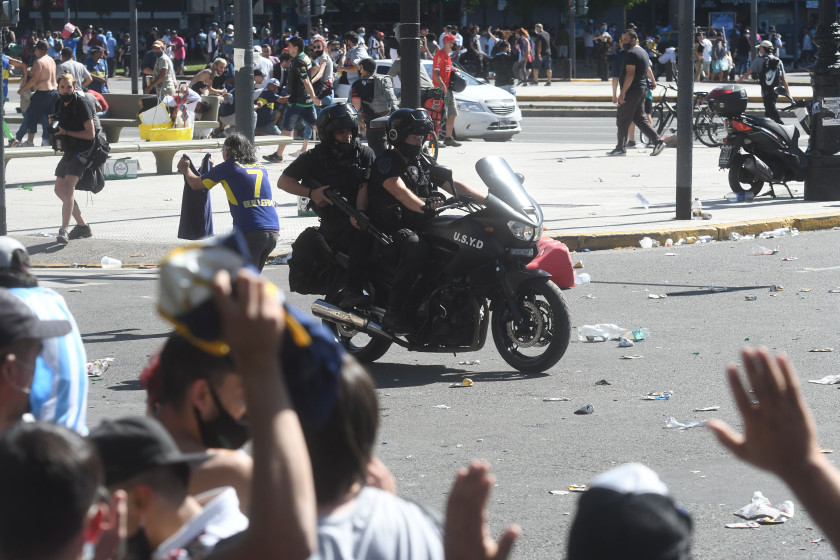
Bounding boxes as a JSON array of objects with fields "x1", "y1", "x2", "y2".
[
  {"x1": 491, "y1": 278, "x2": 571, "y2": 373},
  {"x1": 728, "y1": 153, "x2": 765, "y2": 194}
]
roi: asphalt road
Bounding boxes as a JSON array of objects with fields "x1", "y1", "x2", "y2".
[{"x1": 36, "y1": 227, "x2": 840, "y2": 559}]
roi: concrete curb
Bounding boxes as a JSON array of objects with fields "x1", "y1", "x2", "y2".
[
  {"x1": 547, "y1": 212, "x2": 840, "y2": 252},
  {"x1": 27, "y1": 213, "x2": 840, "y2": 268}
]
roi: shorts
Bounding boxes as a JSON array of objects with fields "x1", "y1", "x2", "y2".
[
  {"x1": 701, "y1": 59, "x2": 711, "y2": 74},
  {"x1": 444, "y1": 89, "x2": 458, "y2": 118},
  {"x1": 55, "y1": 151, "x2": 86, "y2": 179},
  {"x1": 257, "y1": 121, "x2": 282, "y2": 135},
  {"x1": 534, "y1": 56, "x2": 552, "y2": 71},
  {"x1": 281, "y1": 104, "x2": 317, "y2": 139}
]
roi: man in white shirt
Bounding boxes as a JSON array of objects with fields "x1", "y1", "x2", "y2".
[{"x1": 701, "y1": 31, "x2": 713, "y2": 79}]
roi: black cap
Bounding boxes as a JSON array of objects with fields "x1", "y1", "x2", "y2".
[
  {"x1": 568, "y1": 464, "x2": 692, "y2": 560},
  {"x1": 89, "y1": 416, "x2": 210, "y2": 487},
  {"x1": 0, "y1": 289, "x2": 71, "y2": 348}
]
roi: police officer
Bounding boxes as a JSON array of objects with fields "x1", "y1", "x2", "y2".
[
  {"x1": 367, "y1": 108, "x2": 485, "y2": 334},
  {"x1": 277, "y1": 103, "x2": 375, "y2": 308}
]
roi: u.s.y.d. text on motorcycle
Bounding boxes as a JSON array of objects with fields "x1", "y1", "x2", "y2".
[
  {"x1": 709, "y1": 84, "x2": 812, "y2": 199},
  {"x1": 308, "y1": 156, "x2": 573, "y2": 374}
]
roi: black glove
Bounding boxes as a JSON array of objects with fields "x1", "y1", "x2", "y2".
[{"x1": 420, "y1": 203, "x2": 435, "y2": 216}]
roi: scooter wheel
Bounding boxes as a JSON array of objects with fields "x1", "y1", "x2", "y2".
[{"x1": 728, "y1": 153, "x2": 764, "y2": 195}]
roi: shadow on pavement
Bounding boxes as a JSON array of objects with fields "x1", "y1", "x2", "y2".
[
  {"x1": 108, "y1": 379, "x2": 143, "y2": 391},
  {"x1": 83, "y1": 329, "x2": 170, "y2": 345},
  {"x1": 368, "y1": 361, "x2": 549, "y2": 389}
]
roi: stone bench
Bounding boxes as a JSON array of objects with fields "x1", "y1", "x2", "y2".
[{"x1": 3, "y1": 135, "x2": 292, "y2": 174}]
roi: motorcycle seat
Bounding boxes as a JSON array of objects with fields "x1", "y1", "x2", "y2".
[{"x1": 752, "y1": 116, "x2": 798, "y2": 144}]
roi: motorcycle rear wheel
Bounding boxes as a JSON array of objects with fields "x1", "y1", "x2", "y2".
[
  {"x1": 325, "y1": 320, "x2": 393, "y2": 363},
  {"x1": 491, "y1": 278, "x2": 571, "y2": 373},
  {"x1": 728, "y1": 153, "x2": 765, "y2": 194}
]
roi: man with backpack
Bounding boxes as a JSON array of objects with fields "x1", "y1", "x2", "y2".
[
  {"x1": 351, "y1": 58, "x2": 397, "y2": 152},
  {"x1": 737, "y1": 40, "x2": 791, "y2": 124}
]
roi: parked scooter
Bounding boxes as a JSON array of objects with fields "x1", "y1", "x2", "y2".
[{"x1": 709, "y1": 84, "x2": 812, "y2": 198}]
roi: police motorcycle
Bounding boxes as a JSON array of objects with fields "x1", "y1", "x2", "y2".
[
  {"x1": 301, "y1": 113, "x2": 571, "y2": 374},
  {"x1": 709, "y1": 84, "x2": 812, "y2": 198}
]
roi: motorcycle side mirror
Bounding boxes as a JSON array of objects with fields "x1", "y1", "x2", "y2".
[
  {"x1": 515, "y1": 172, "x2": 525, "y2": 184},
  {"x1": 775, "y1": 86, "x2": 788, "y2": 98}
]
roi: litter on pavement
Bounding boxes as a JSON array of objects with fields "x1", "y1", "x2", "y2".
[
  {"x1": 543, "y1": 397, "x2": 572, "y2": 402},
  {"x1": 734, "y1": 491, "x2": 794, "y2": 523},
  {"x1": 577, "y1": 324, "x2": 627, "y2": 342},
  {"x1": 618, "y1": 338, "x2": 634, "y2": 347},
  {"x1": 87, "y1": 358, "x2": 114, "y2": 377},
  {"x1": 459, "y1": 360, "x2": 481, "y2": 365},
  {"x1": 433, "y1": 404, "x2": 451, "y2": 409},
  {"x1": 595, "y1": 379, "x2": 611, "y2": 386},
  {"x1": 745, "y1": 295, "x2": 757, "y2": 301},
  {"x1": 809, "y1": 348, "x2": 833, "y2": 353},
  {"x1": 808, "y1": 374, "x2": 840, "y2": 385},
  {"x1": 648, "y1": 294, "x2": 667, "y2": 299},
  {"x1": 725, "y1": 522, "x2": 761, "y2": 529},
  {"x1": 642, "y1": 391, "x2": 672, "y2": 400},
  {"x1": 621, "y1": 355, "x2": 642, "y2": 360},
  {"x1": 693, "y1": 406, "x2": 720, "y2": 412},
  {"x1": 664, "y1": 417, "x2": 706, "y2": 430},
  {"x1": 753, "y1": 246, "x2": 780, "y2": 255},
  {"x1": 568, "y1": 485, "x2": 589, "y2": 492},
  {"x1": 574, "y1": 404, "x2": 594, "y2": 415},
  {"x1": 549, "y1": 489, "x2": 570, "y2": 495}
]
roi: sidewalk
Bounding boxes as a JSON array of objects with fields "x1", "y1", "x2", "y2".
[{"x1": 2, "y1": 75, "x2": 836, "y2": 267}]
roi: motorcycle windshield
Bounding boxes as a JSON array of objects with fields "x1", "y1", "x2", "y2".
[{"x1": 475, "y1": 156, "x2": 543, "y2": 227}]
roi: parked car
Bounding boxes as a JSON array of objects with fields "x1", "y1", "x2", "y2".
[{"x1": 334, "y1": 59, "x2": 522, "y2": 142}]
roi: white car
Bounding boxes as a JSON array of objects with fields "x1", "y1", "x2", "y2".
[{"x1": 334, "y1": 59, "x2": 522, "y2": 142}]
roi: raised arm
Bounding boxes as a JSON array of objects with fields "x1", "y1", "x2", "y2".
[
  {"x1": 708, "y1": 347, "x2": 840, "y2": 555},
  {"x1": 207, "y1": 270, "x2": 317, "y2": 560}
]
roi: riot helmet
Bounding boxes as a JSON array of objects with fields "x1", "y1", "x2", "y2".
[
  {"x1": 316, "y1": 102, "x2": 360, "y2": 153},
  {"x1": 386, "y1": 108, "x2": 434, "y2": 148}
]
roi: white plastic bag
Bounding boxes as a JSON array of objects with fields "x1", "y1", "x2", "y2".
[{"x1": 139, "y1": 103, "x2": 171, "y2": 125}]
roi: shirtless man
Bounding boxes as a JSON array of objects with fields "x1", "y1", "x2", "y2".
[
  {"x1": 190, "y1": 57, "x2": 228, "y2": 96},
  {"x1": 12, "y1": 40, "x2": 58, "y2": 148}
]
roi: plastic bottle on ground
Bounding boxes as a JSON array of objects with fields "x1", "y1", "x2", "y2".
[
  {"x1": 691, "y1": 198, "x2": 703, "y2": 219},
  {"x1": 575, "y1": 273, "x2": 591, "y2": 285}
]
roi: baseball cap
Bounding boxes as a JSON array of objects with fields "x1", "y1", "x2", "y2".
[
  {"x1": 210, "y1": 21, "x2": 218, "y2": 27},
  {"x1": 90, "y1": 416, "x2": 211, "y2": 487},
  {"x1": 760, "y1": 40, "x2": 773, "y2": 49},
  {"x1": 267, "y1": 78, "x2": 281, "y2": 87},
  {"x1": 253, "y1": 45, "x2": 262, "y2": 53},
  {"x1": 0, "y1": 236, "x2": 26, "y2": 269},
  {"x1": 227, "y1": 24, "x2": 234, "y2": 31},
  {"x1": 441, "y1": 33, "x2": 457, "y2": 44},
  {"x1": 0, "y1": 289, "x2": 71, "y2": 349},
  {"x1": 567, "y1": 463, "x2": 692, "y2": 560}
]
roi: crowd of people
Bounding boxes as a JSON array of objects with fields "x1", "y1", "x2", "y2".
[{"x1": 1, "y1": 13, "x2": 840, "y2": 560}]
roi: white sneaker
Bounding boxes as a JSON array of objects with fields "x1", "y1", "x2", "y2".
[{"x1": 288, "y1": 150, "x2": 304, "y2": 158}]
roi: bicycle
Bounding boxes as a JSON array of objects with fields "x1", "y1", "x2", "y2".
[{"x1": 641, "y1": 84, "x2": 725, "y2": 147}]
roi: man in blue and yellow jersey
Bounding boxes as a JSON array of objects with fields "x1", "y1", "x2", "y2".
[{"x1": 177, "y1": 133, "x2": 280, "y2": 271}]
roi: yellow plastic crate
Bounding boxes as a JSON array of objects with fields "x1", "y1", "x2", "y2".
[
  {"x1": 139, "y1": 122, "x2": 171, "y2": 140},
  {"x1": 149, "y1": 126, "x2": 193, "y2": 142}
]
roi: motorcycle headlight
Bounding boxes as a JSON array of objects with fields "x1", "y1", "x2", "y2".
[
  {"x1": 507, "y1": 220, "x2": 536, "y2": 241},
  {"x1": 458, "y1": 101, "x2": 483, "y2": 113}
]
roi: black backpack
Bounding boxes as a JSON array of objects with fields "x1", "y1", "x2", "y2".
[{"x1": 760, "y1": 55, "x2": 781, "y2": 89}]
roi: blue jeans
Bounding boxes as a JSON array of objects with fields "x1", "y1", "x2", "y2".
[
  {"x1": 498, "y1": 84, "x2": 516, "y2": 96},
  {"x1": 17, "y1": 90, "x2": 59, "y2": 142},
  {"x1": 281, "y1": 104, "x2": 317, "y2": 139}
]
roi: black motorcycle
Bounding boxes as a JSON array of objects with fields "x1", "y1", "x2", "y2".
[
  {"x1": 710, "y1": 84, "x2": 812, "y2": 198},
  {"x1": 307, "y1": 155, "x2": 572, "y2": 373}
]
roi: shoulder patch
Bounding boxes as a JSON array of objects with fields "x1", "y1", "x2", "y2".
[{"x1": 375, "y1": 153, "x2": 396, "y2": 175}]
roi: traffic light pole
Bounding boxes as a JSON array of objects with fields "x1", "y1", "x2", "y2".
[
  {"x1": 234, "y1": 0, "x2": 255, "y2": 144},
  {"x1": 399, "y1": 0, "x2": 420, "y2": 109},
  {"x1": 0, "y1": 31, "x2": 5, "y2": 235},
  {"x1": 567, "y1": 7, "x2": 575, "y2": 80}
]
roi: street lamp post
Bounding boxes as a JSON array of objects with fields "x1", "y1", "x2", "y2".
[{"x1": 804, "y1": 0, "x2": 840, "y2": 200}]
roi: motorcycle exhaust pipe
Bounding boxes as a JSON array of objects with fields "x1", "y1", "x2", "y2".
[
  {"x1": 311, "y1": 300, "x2": 395, "y2": 341},
  {"x1": 742, "y1": 156, "x2": 775, "y2": 182}
]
